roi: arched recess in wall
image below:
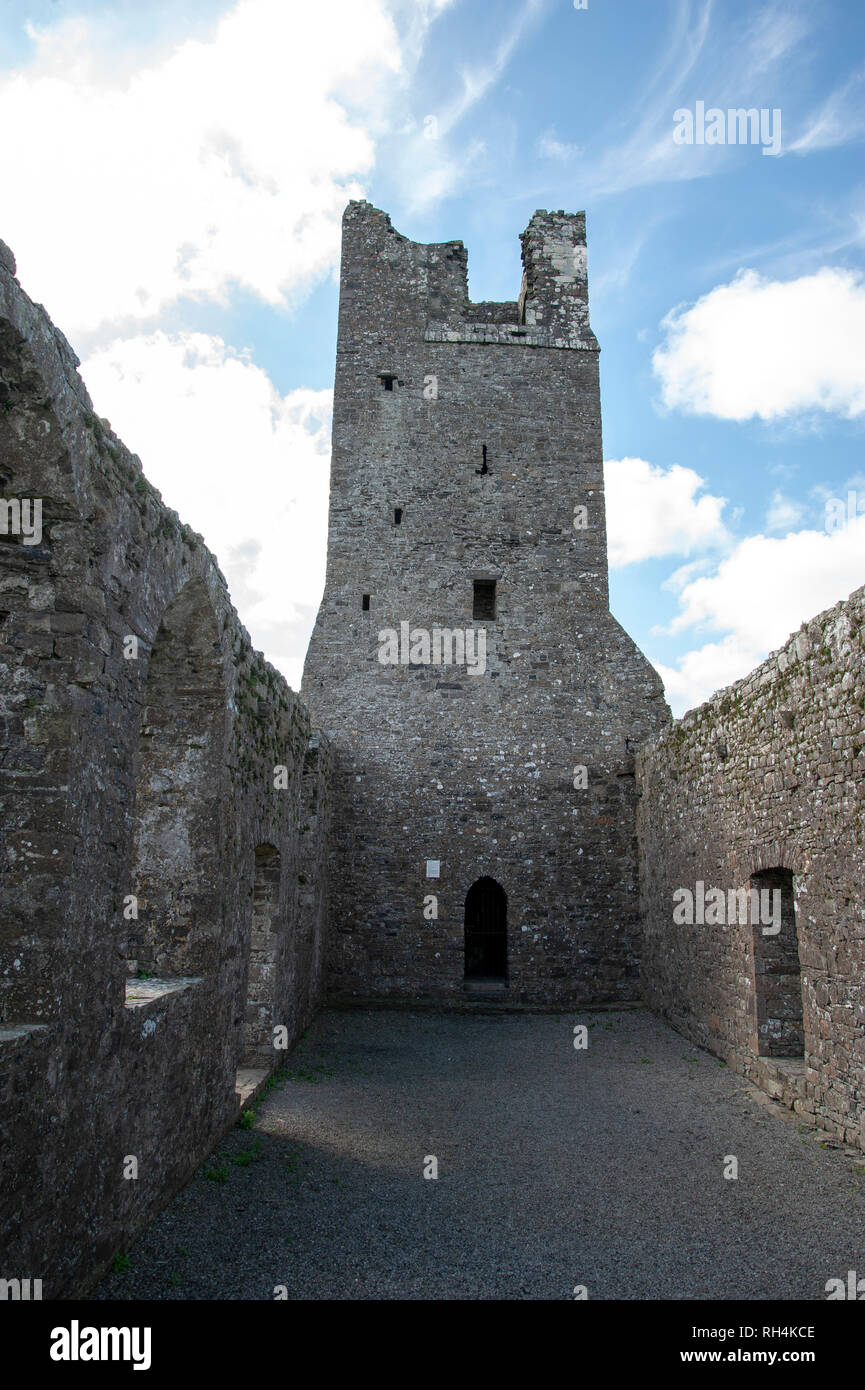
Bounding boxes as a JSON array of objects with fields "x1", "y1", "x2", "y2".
[
  {"x1": 128, "y1": 578, "x2": 226, "y2": 979},
  {"x1": 750, "y1": 868, "x2": 804, "y2": 1059},
  {"x1": 241, "y1": 844, "x2": 281, "y2": 1067},
  {"x1": 464, "y1": 877, "x2": 508, "y2": 982}
]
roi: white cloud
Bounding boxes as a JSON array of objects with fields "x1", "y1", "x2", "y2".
[
  {"x1": 653, "y1": 267, "x2": 865, "y2": 420},
  {"x1": 536, "y1": 127, "x2": 581, "y2": 160},
  {"x1": 604, "y1": 456, "x2": 728, "y2": 567},
  {"x1": 81, "y1": 331, "x2": 332, "y2": 689},
  {"x1": 0, "y1": 0, "x2": 405, "y2": 335},
  {"x1": 654, "y1": 634, "x2": 764, "y2": 720},
  {"x1": 654, "y1": 515, "x2": 865, "y2": 715},
  {"x1": 765, "y1": 489, "x2": 805, "y2": 532},
  {"x1": 0, "y1": 0, "x2": 543, "y2": 693},
  {"x1": 668, "y1": 520, "x2": 865, "y2": 644},
  {"x1": 1, "y1": 0, "x2": 529, "y2": 325}
]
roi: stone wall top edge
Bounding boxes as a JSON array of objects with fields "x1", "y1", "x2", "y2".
[
  {"x1": 642, "y1": 580, "x2": 865, "y2": 759},
  {"x1": 0, "y1": 255, "x2": 320, "y2": 729},
  {"x1": 0, "y1": 261, "x2": 93, "y2": 428},
  {"x1": 1, "y1": 264, "x2": 230, "y2": 605},
  {"x1": 344, "y1": 199, "x2": 587, "y2": 248},
  {"x1": 343, "y1": 199, "x2": 461, "y2": 254}
]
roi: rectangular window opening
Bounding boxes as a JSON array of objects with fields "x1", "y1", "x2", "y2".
[
  {"x1": 473, "y1": 579, "x2": 496, "y2": 620},
  {"x1": 750, "y1": 868, "x2": 803, "y2": 1059},
  {"x1": 394, "y1": 508, "x2": 403, "y2": 525},
  {"x1": 379, "y1": 374, "x2": 396, "y2": 392},
  {"x1": 362, "y1": 594, "x2": 370, "y2": 611}
]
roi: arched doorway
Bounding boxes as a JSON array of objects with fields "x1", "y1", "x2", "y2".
[{"x1": 464, "y1": 877, "x2": 507, "y2": 982}]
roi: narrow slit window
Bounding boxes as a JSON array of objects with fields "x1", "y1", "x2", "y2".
[
  {"x1": 362, "y1": 594, "x2": 370, "y2": 611},
  {"x1": 394, "y1": 508, "x2": 403, "y2": 525},
  {"x1": 473, "y1": 580, "x2": 496, "y2": 620},
  {"x1": 750, "y1": 868, "x2": 803, "y2": 1058}
]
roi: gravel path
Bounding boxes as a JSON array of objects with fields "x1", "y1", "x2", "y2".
[{"x1": 91, "y1": 1007, "x2": 865, "y2": 1300}]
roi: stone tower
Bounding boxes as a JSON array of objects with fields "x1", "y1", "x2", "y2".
[{"x1": 302, "y1": 201, "x2": 669, "y2": 1005}]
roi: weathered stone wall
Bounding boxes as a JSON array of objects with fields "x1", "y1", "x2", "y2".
[
  {"x1": 637, "y1": 586, "x2": 865, "y2": 1147},
  {"x1": 303, "y1": 202, "x2": 669, "y2": 1005},
  {"x1": 0, "y1": 244, "x2": 333, "y2": 1296}
]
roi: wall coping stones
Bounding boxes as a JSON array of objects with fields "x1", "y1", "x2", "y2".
[
  {"x1": 424, "y1": 323, "x2": 599, "y2": 351},
  {"x1": 0, "y1": 1022, "x2": 51, "y2": 1051},
  {"x1": 123, "y1": 977, "x2": 203, "y2": 1009}
]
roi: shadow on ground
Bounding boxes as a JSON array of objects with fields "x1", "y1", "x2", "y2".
[{"x1": 90, "y1": 1008, "x2": 865, "y2": 1300}]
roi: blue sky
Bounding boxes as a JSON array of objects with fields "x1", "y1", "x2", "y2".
[{"x1": 1, "y1": 0, "x2": 864, "y2": 712}]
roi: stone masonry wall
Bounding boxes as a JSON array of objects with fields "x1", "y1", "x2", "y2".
[
  {"x1": 637, "y1": 585, "x2": 865, "y2": 1148},
  {"x1": 0, "y1": 241, "x2": 333, "y2": 1297},
  {"x1": 303, "y1": 203, "x2": 670, "y2": 1005}
]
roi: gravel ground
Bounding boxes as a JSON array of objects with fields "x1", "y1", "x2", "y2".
[{"x1": 90, "y1": 1007, "x2": 865, "y2": 1301}]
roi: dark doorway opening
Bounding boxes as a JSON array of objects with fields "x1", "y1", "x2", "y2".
[{"x1": 464, "y1": 877, "x2": 507, "y2": 982}]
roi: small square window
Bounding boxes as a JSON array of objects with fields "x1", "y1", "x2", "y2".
[
  {"x1": 473, "y1": 580, "x2": 496, "y2": 620},
  {"x1": 378, "y1": 374, "x2": 397, "y2": 392},
  {"x1": 362, "y1": 594, "x2": 370, "y2": 611}
]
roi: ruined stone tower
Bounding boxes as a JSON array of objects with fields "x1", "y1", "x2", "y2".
[{"x1": 303, "y1": 202, "x2": 670, "y2": 1004}]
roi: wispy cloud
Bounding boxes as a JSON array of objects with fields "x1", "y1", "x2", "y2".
[
  {"x1": 697, "y1": 194, "x2": 865, "y2": 283},
  {"x1": 790, "y1": 60, "x2": 865, "y2": 154},
  {"x1": 388, "y1": 0, "x2": 550, "y2": 210},
  {"x1": 536, "y1": 127, "x2": 582, "y2": 160},
  {"x1": 590, "y1": 216, "x2": 666, "y2": 300},
  {"x1": 436, "y1": 0, "x2": 548, "y2": 135},
  {"x1": 765, "y1": 490, "x2": 806, "y2": 532},
  {"x1": 575, "y1": 0, "x2": 810, "y2": 201}
]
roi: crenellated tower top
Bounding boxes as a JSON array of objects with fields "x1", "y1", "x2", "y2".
[{"x1": 339, "y1": 200, "x2": 597, "y2": 351}]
